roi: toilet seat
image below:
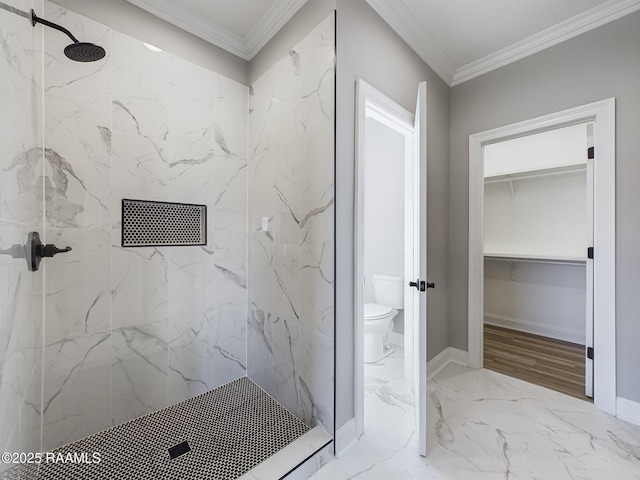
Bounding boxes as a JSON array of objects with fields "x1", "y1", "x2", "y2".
[{"x1": 364, "y1": 303, "x2": 394, "y2": 321}]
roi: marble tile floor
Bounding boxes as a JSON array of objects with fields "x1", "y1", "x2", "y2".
[{"x1": 311, "y1": 346, "x2": 640, "y2": 480}]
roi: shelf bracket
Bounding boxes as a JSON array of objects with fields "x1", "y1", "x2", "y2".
[{"x1": 509, "y1": 260, "x2": 516, "y2": 281}]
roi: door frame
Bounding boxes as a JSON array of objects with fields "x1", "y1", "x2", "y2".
[
  {"x1": 354, "y1": 79, "x2": 415, "y2": 438},
  {"x1": 468, "y1": 98, "x2": 616, "y2": 415}
]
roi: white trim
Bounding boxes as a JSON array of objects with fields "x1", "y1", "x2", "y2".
[
  {"x1": 126, "y1": 0, "x2": 247, "y2": 58},
  {"x1": 244, "y1": 0, "x2": 310, "y2": 59},
  {"x1": 585, "y1": 124, "x2": 595, "y2": 398},
  {"x1": 414, "y1": 81, "x2": 428, "y2": 456},
  {"x1": 468, "y1": 98, "x2": 617, "y2": 415},
  {"x1": 484, "y1": 314, "x2": 586, "y2": 345},
  {"x1": 617, "y1": 398, "x2": 640, "y2": 427},
  {"x1": 452, "y1": 0, "x2": 640, "y2": 85},
  {"x1": 366, "y1": 0, "x2": 640, "y2": 87},
  {"x1": 125, "y1": 0, "x2": 309, "y2": 61},
  {"x1": 354, "y1": 79, "x2": 414, "y2": 440},
  {"x1": 427, "y1": 347, "x2": 468, "y2": 381},
  {"x1": 448, "y1": 348, "x2": 469, "y2": 367},
  {"x1": 365, "y1": 0, "x2": 456, "y2": 85},
  {"x1": 335, "y1": 418, "x2": 358, "y2": 457}
]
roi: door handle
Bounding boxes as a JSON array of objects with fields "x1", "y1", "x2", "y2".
[{"x1": 409, "y1": 279, "x2": 435, "y2": 292}]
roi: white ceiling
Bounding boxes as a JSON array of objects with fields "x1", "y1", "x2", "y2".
[
  {"x1": 174, "y1": 0, "x2": 275, "y2": 38},
  {"x1": 125, "y1": 0, "x2": 309, "y2": 60},
  {"x1": 367, "y1": 0, "x2": 640, "y2": 85},
  {"x1": 404, "y1": 0, "x2": 607, "y2": 67},
  {"x1": 127, "y1": 0, "x2": 640, "y2": 84}
]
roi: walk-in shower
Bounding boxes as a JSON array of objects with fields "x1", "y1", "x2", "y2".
[{"x1": 0, "y1": 1, "x2": 335, "y2": 479}]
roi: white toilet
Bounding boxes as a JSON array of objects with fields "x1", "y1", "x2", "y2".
[{"x1": 364, "y1": 274, "x2": 404, "y2": 363}]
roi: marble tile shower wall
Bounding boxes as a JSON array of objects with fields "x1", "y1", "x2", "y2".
[
  {"x1": 0, "y1": 0, "x2": 45, "y2": 459},
  {"x1": 247, "y1": 14, "x2": 335, "y2": 435},
  {"x1": 39, "y1": 2, "x2": 248, "y2": 450}
]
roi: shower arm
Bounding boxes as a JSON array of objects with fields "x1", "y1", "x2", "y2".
[{"x1": 31, "y1": 9, "x2": 79, "y2": 44}]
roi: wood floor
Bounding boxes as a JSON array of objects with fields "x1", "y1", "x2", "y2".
[{"x1": 483, "y1": 324, "x2": 591, "y2": 402}]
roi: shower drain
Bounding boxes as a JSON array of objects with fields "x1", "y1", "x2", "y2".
[{"x1": 168, "y1": 441, "x2": 191, "y2": 460}]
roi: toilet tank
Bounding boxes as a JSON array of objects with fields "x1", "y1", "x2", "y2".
[{"x1": 372, "y1": 274, "x2": 404, "y2": 309}]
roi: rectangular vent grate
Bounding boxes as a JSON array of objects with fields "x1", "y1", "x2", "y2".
[
  {"x1": 168, "y1": 441, "x2": 191, "y2": 460},
  {"x1": 122, "y1": 199, "x2": 206, "y2": 247}
]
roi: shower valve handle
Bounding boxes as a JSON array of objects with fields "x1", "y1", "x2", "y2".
[{"x1": 42, "y1": 244, "x2": 72, "y2": 258}]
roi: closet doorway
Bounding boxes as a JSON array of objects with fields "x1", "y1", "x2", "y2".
[
  {"x1": 467, "y1": 99, "x2": 616, "y2": 415},
  {"x1": 481, "y1": 122, "x2": 593, "y2": 400}
]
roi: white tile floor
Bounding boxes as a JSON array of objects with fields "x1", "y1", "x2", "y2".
[{"x1": 311, "y1": 346, "x2": 640, "y2": 480}]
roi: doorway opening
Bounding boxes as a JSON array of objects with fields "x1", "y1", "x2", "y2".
[
  {"x1": 468, "y1": 99, "x2": 616, "y2": 415},
  {"x1": 362, "y1": 91, "x2": 414, "y2": 447},
  {"x1": 482, "y1": 122, "x2": 593, "y2": 401},
  {"x1": 353, "y1": 79, "x2": 429, "y2": 456}
]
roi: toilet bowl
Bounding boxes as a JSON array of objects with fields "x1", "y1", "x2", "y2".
[
  {"x1": 363, "y1": 274, "x2": 404, "y2": 363},
  {"x1": 364, "y1": 302, "x2": 399, "y2": 363}
]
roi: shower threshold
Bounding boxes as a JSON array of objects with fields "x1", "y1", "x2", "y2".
[{"x1": 4, "y1": 377, "x2": 332, "y2": 480}]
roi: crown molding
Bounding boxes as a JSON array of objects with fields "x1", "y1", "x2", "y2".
[
  {"x1": 368, "y1": 0, "x2": 640, "y2": 87},
  {"x1": 126, "y1": 0, "x2": 248, "y2": 58},
  {"x1": 365, "y1": 0, "x2": 456, "y2": 86},
  {"x1": 245, "y1": 0, "x2": 309, "y2": 59},
  {"x1": 126, "y1": 0, "x2": 309, "y2": 61},
  {"x1": 452, "y1": 0, "x2": 640, "y2": 85}
]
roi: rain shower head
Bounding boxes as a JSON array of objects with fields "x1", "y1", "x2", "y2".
[
  {"x1": 64, "y1": 42, "x2": 106, "y2": 63},
  {"x1": 31, "y1": 9, "x2": 106, "y2": 62}
]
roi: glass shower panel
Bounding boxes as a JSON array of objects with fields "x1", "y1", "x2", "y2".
[
  {"x1": 0, "y1": 0, "x2": 45, "y2": 459},
  {"x1": 247, "y1": 13, "x2": 335, "y2": 436}
]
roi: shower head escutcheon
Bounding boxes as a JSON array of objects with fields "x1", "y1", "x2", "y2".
[{"x1": 31, "y1": 9, "x2": 106, "y2": 62}]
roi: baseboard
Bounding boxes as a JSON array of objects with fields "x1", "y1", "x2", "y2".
[
  {"x1": 427, "y1": 347, "x2": 469, "y2": 381},
  {"x1": 484, "y1": 313, "x2": 585, "y2": 345},
  {"x1": 617, "y1": 397, "x2": 640, "y2": 427},
  {"x1": 334, "y1": 417, "x2": 358, "y2": 457}
]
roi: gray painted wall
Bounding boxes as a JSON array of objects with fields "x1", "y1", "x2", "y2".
[
  {"x1": 335, "y1": 0, "x2": 450, "y2": 429},
  {"x1": 449, "y1": 12, "x2": 640, "y2": 402},
  {"x1": 248, "y1": 0, "x2": 336, "y2": 83},
  {"x1": 51, "y1": 0, "x2": 249, "y2": 84}
]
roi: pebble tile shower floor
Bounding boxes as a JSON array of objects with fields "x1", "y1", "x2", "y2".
[{"x1": 3, "y1": 377, "x2": 310, "y2": 480}]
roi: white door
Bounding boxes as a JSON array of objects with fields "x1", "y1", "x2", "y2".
[
  {"x1": 353, "y1": 79, "x2": 430, "y2": 455},
  {"x1": 585, "y1": 124, "x2": 594, "y2": 398},
  {"x1": 412, "y1": 81, "x2": 429, "y2": 456}
]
